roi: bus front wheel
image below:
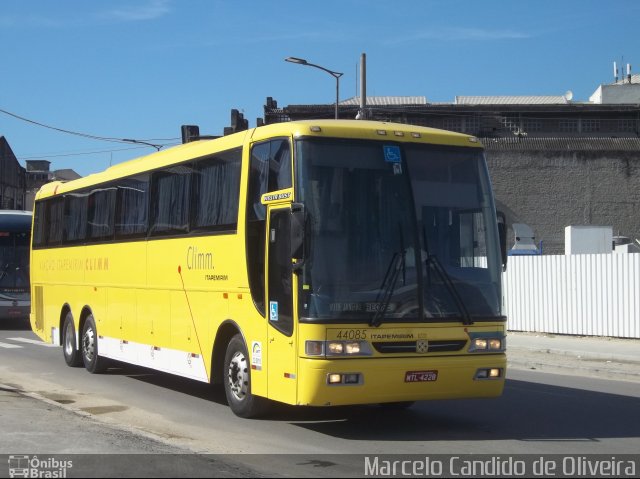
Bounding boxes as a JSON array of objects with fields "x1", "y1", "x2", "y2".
[
  {"x1": 223, "y1": 334, "x2": 269, "y2": 418},
  {"x1": 62, "y1": 312, "x2": 83, "y2": 367},
  {"x1": 81, "y1": 315, "x2": 108, "y2": 374}
]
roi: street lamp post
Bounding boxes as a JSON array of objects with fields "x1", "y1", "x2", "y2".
[{"x1": 285, "y1": 57, "x2": 343, "y2": 119}]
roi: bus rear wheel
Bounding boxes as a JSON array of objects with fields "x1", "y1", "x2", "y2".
[
  {"x1": 81, "y1": 315, "x2": 108, "y2": 374},
  {"x1": 62, "y1": 312, "x2": 83, "y2": 367},
  {"x1": 223, "y1": 334, "x2": 269, "y2": 418}
]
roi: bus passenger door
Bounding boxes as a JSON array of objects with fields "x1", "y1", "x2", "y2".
[{"x1": 266, "y1": 206, "x2": 297, "y2": 404}]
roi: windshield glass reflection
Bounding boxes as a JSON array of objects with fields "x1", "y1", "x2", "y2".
[{"x1": 295, "y1": 138, "x2": 501, "y2": 323}]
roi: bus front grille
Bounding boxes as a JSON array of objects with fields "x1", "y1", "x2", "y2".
[{"x1": 372, "y1": 340, "x2": 467, "y2": 354}]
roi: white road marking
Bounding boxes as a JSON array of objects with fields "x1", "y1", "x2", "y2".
[
  {"x1": 7, "y1": 337, "x2": 58, "y2": 348},
  {"x1": 0, "y1": 341, "x2": 22, "y2": 349}
]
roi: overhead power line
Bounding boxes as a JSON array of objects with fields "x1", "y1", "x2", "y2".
[
  {"x1": 17, "y1": 145, "x2": 159, "y2": 160},
  {"x1": 0, "y1": 107, "x2": 178, "y2": 150}
]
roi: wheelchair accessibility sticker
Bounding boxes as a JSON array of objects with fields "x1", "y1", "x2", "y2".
[
  {"x1": 383, "y1": 145, "x2": 401, "y2": 163},
  {"x1": 270, "y1": 301, "x2": 279, "y2": 322}
]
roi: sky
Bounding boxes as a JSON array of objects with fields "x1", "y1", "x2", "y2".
[{"x1": 1, "y1": 0, "x2": 639, "y2": 177}]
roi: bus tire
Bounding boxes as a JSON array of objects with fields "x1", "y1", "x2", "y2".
[
  {"x1": 62, "y1": 312, "x2": 83, "y2": 367},
  {"x1": 223, "y1": 334, "x2": 269, "y2": 418},
  {"x1": 81, "y1": 315, "x2": 108, "y2": 374}
]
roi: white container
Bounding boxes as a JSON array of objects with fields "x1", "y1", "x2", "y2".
[{"x1": 565, "y1": 226, "x2": 613, "y2": 255}]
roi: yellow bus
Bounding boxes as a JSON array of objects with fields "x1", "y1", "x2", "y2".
[{"x1": 30, "y1": 119, "x2": 507, "y2": 418}]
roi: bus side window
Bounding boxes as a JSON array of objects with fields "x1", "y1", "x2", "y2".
[
  {"x1": 248, "y1": 138, "x2": 292, "y2": 220},
  {"x1": 88, "y1": 187, "x2": 116, "y2": 240},
  {"x1": 46, "y1": 198, "x2": 64, "y2": 246},
  {"x1": 115, "y1": 174, "x2": 150, "y2": 238},
  {"x1": 248, "y1": 142, "x2": 270, "y2": 221},
  {"x1": 149, "y1": 165, "x2": 193, "y2": 236},
  {"x1": 268, "y1": 139, "x2": 292, "y2": 192},
  {"x1": 32, "y1": 202, "x2": 46, "y2": 247},
  {"x1": 64, "y1": 192, "x2": 88, "y2": 244},
  {"x1": 191, "y1": 148, "x2": 242, "y2": 231}
]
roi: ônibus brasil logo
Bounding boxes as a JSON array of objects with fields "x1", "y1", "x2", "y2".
[{"x1": 8, "y1": 455, "x2": 73, "y2": 478}]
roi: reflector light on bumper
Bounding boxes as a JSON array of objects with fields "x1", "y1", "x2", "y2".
[
  {"x1": 326, "y1": 373, "x2": 363, "y2": 385},
  {"x1": 474, "y1": 368, "x2": 503, "y2": 380}
]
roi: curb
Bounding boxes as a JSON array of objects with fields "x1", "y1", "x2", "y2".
[
  {"x1": 507, "y1": 350, "x2": 640, "y2": 383},
  {"x1": 509, "y1": 345, "x2": 640, "y2": 365}
]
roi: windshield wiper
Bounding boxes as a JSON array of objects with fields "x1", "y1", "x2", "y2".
[
  {"x1": 422, "y1": 227, "x2": 473, "y2": 325},
  {"x1": 370, "y1": 252, "x2": 404, "y2": 327},
  {"x1": 424, "y1": 255, "x2": 473, "y2": 325},
  {"x1": 370, "y1": 225, "x2": 408, "y2": 327}
]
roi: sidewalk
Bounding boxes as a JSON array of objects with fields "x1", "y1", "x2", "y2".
[
  {"x1": 0, "y1": 385, "x2": 260, "y2": 477},
  {"x1": 506, "y1": 331, "x2": 640, "y2": 382}
]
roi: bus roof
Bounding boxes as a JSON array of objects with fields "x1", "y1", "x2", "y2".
[
  {"x1": 0, "y1": 210, "x2": 32, "y2": 231},
  {"x1": 251, "y1": 119, "x2": 482, "y2": 147},
  {"x1": 35, "y1": 119, "x2": 482, "y2": 200}
]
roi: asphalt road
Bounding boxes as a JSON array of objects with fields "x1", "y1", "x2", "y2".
[{"x1": 1, "y1": 319, "x2": 639, "y2": 477}]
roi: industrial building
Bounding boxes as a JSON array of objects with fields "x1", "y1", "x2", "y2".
[
  {"x1": 263, "y1": 73, "x2": 640, "y2": 254},
  {"x1": 0, "y1": 137, "x2": 27, "y2": 210},
  {"x1": 0, "y1": 139, "x2": 82, "y2": 211}
]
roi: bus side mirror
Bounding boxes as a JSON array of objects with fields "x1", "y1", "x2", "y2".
[
  {"x1": 291, "y1": 203, "x2": 306, "y2": 272},
  {"x1": 497, "y1": 211, "x2": 507, "y2": 272}
]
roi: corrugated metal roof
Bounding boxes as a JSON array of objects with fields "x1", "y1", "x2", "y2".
[
  {"x1": 456, "y1": 96, "x2": 569, "y2": 105},
  {"x1": 339, "y1": 96, "x2": 427, "y2": 106},
  {"x1": 481, "y1": 137, "x2": 640, "y2": 151}
]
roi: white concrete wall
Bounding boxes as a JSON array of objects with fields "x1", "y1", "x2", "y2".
[{"x1": 589, "y1": 83, "x2": 640, "y2": 104}]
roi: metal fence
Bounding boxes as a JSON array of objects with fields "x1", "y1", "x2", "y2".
[{"x1": 503, "y1": 254, "x2": 640, "y2": 338}]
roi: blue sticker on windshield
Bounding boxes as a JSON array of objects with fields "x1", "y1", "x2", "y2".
[{"x1": 383, "y1": 145, "x2": 402, "y2": 163}]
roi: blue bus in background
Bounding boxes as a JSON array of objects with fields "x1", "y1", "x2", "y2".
[{"x1": 0, "y1": 210, "x2": 31, "y2": 320}]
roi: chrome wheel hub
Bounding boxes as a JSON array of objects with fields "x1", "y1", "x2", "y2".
[
  {"x1": 82, "y1": 326, "x2": 96, "y2": 362},
  {"x1": 228, "y1": 351, "x2": 248, "y2": 401},
  {"x1": 64, "y1": 324, "x2": 75, "y2": 356}
]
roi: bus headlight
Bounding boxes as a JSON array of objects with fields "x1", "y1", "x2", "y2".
[
  {"x1": 327, "y1": 342, "x2": 344, "y2": 355},
  {"x1": 468, "y1": 334, "x2": 505, "y2": 353},
  {"x1": 345, "y1": 342, "x2": 361, "y2": 354},
  {"x1": 305, "y1": 340, "x2": 372, "y2": 357},
  {"x1": 471, "y1": 338, "x2": 488, "y2": 350}
]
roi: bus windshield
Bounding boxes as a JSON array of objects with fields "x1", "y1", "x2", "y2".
[
  {"x1": 0, "y1": 231, "x2": 30, "y2": 293},
  {"x1": 295, "y1": 138, "x2": 502, "y2": 323}
]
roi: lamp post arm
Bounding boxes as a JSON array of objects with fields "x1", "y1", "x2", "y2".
[
  {"x1": 302, "y1": 63, "x2": 343, "y2": 119},
  {"x1": 304, "y1": 62, "x2": 343, "y2": 80},
  {"x1": 286, "y1": 57, "x2": 343, "y2": 119}
]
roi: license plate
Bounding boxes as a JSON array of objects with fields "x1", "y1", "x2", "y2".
[{"x1": 405, "y1": 370, "x2": 438, "y2": 382}]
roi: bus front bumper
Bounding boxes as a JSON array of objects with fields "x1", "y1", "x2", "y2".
[{"x1": 296, "y1": 354, "x2": 506, "y2": 407}]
